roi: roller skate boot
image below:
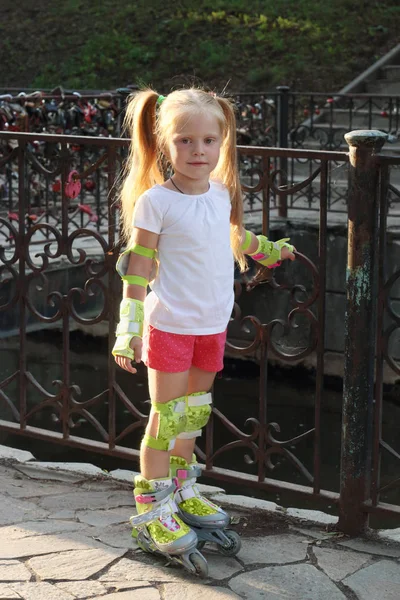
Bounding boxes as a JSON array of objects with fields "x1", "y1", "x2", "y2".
[
  {"x1": 130, "y1": 475, "x2": 208, "y2": 576},
  {"x1": 170, "y1": 456, "x2": 241, "y2": 556}
]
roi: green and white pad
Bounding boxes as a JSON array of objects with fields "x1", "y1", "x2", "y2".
[
  {"x1": 116, "y1": 243, "x2": 156, "y2": 286},
  {"x1": 249, "y1": 235, "x2": 294, "y2": 267},
  {"x1": 143, "y1": 396, "x2": 188, "y2": 452},
  {"x1": 112, "y1": 298, "x2": 144, "y2": 360},
  {"x1": 176, "y1": 392, "x2": 212, "y2": 440}
]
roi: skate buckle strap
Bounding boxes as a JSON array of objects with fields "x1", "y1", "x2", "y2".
[
  {"x1": 135, "y1": 481, "x2": 175, "y2": 505},
  {"x1": 130, "y1": 495, "x2": 178, "y2": 528},
  {"x1": 176, "y1": 465, "x2": 202, "y2": 481},
  {"x1": 135, "y1": 493, "x2": 156, "y2": 504}
]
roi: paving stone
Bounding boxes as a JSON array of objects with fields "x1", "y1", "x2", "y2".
[
  {"x1": 77, "y1": 507, "x2": 129, "y2": 527},
  {"x1": 339, "y1": 538, "x2": 400, "y2": 557},
  {"x1": 313, "y1": 546, "x2": 372, "y2": 581},
  {"x1": 14, "y1": 464, "x2": 84, "y2": 484},
  {"x1": 378, "y1": 527, "x2": 400, "y2": 543},
  {"x1": 0, "y1": 493, "x2": 48, "y2": 526},
  {"x1": 229, "y1": 563, "x2": 347, "y2": 599},
  {"x1": 109, "y1": 469, "x2": 139, "y2": 483},
  {"x1": 205, "y1": 554, "x2": 243, "y2": 580},
  {"x1": 0, "y1": 445, "x2": 34, "y2": 463},
  {"x1": 99, "y1": 557, "x2": 187, "y2": 583},
  {"x1": 78, "y1": 480, "x2": 125, "y2": 492},
  {"x1": 289, "y1": 526, "x2": 333, "y2": 540},
  {"x1": 343, "y1": 559, "x2": 400, "y2": 600},
  {"x1": 0, "y1": 532, "x2": 106, "y2": 560},
  {"x1": 0, "y1": 519, "x2": 84, "y2": 541},
  {"x1": 56, "y1": 580, "x2": 109, "y2": 598},
  {"x1": 32, "y1": 462, "x2": 105, "y2": 477},
  {"x1": 286, "y1": 508, "x2": 337, "y2": 525},
  {"x1": 104, "y1": 590, "x2": 160, "y2": 600},
  {"x1": 27, "y1": 546, "x2": 125, "y2": 580},
  {"x1": 8, "y1": 582, "x2": 75, "y2": 599},
  {"x1": 104, "y1": 581, "x2": 154, "y2": 591},
  {"x1": 0, "y1": 465, "x2": 24, "y2": 480},
  {"x1": 0, "y1": 559, "x2": 31, "y2": 582},
  {"x1": 39, "y1": 490, "x2": 133, "y2": 512},
  {"x1": 196, "y1": 483, "x2": 226, "y2": 495},
  {"x1": 0, "y1": 584, "x2": 21, "y2": 599},
  {"x1": 83, "y1": 523, "x2": 134, "y2": 550},
  {"x1": 1, "y1": 480, "x2": 74, "y2": 499},
  {"x1": 237, "y1": 534, "x2": 308, "y2": 566},
  {"x1": 209, "y1": 493, "x2": 280, "y2": 513},
  {"x1": 162, "y1": 583, "x2": 240, "y2": 599},
  {"x1": 47, "y1": 510, "x2": 77, "y2": 520}
]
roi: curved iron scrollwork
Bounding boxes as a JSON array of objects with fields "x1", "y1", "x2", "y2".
[
  {"x1": 219, "y1": 243, "x2": 320, "y2": 483},
  {"x1": 0, "y1": 133, "x2": 329, "y2": 500}
]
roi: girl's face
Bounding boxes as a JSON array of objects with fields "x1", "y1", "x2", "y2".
[{"x1": 167, "y1": 112, "x2": 223, "y2": 183}]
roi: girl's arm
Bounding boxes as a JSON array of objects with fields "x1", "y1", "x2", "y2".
[
  {"x1": 122, "y1": 228, "x2": 159, "y2": 303},
  {"x1": 240, "y1": 227, "x2": 296, "y2": 265},
  {"x1": 112, "y1": 228, "x2": 159, "y2": 373}
]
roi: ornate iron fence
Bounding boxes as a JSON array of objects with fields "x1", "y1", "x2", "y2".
[
  {"x1": 0, "y1": 130, "x2": 399, "y2": 534},
  {"x1": 1, "y1": 88, "x2": 399, "y2": 149}
]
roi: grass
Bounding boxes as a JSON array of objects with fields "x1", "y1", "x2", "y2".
[{"x1": 0, "y1": 0, "x2": 399, "y2": 93}]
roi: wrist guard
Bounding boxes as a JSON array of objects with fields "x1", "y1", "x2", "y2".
[
  {"x1": 112, "y1": 298, "x2": 144, "y2": 360},
  {"x1": 249, "y1": 236, "x2": 294, "y2": 268}
]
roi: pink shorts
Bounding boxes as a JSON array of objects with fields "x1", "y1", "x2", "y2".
[{"x1": 142, "y1": 324, "x2": 227, "y2": 373}]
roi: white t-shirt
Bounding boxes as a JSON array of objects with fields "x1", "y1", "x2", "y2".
[{"x1": 132, "y1": 180, "x2": 234, "y2": 335}]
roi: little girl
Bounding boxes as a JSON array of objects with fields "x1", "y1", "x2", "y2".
[{"x1": 112, "y1": 87, "x2": 295, "y2": 576}]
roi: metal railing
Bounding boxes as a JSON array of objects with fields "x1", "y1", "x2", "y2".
[
  {"x1": 1, "y1": 87, "x2": 399, "y2": 149},
  {"x1": 1, "y1": 131, "x2": 399, "y2": 251},
  {"x1": 0, "y1": 131, "x2": 400, "y2": 534}
]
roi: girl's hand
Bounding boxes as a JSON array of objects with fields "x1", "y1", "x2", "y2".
[
  {"x1": 114, "y1": 338, "x2": 142, "y2": 374},
  {"x1": 280, "y1": 246, "x2": 296, "y2": 262}
]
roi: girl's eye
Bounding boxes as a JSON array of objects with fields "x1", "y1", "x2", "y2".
[
  {"x1": 205, "y1": 138, "x2": 214, "y2": 144},
  {"x1": 181, "y1": 138, "x2": 190, "y2": 144}
]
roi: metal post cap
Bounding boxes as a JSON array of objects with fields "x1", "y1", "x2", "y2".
[{"x1": 344, "y1": 129, "x2": 388, "y2": 150}]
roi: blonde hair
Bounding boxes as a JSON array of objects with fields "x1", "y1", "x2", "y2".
[{"x1": 120, "y1": 87, "x2": 247, "y2": 271}]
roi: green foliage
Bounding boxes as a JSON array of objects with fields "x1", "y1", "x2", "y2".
[{"x1": 1, "y1": 0, "x2": 399, "y2": 92}]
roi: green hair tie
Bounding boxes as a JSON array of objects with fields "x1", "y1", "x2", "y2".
[{"x1": 157, "y1": 95, "x2": 166, "y2": 105}]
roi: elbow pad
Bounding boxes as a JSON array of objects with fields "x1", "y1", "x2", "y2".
[{"x1": 116, "y1": 244, "x2": 156, "y2": 285}]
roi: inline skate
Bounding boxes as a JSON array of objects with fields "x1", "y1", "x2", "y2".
[
  {"x1": 170, "y1": 456, "x2": 241, "y2": 556},
  {"x1": 130, "y1": 475, "x2": 208, "y2": 576}
]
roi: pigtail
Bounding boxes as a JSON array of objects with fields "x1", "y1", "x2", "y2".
[
  {"x1": 213, "y1": 97, "x2": 247, "y2": 272},
  {"x1": 120, "y1": 89, "x2": 163, "y2": 244}
]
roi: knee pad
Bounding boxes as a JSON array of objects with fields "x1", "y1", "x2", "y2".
[
  {"x1": 143, "y1": 396, "x2": 187, "y2": 452},
  {"x1": 176, "y1": 392, "x2": 212, "y2": 440}
]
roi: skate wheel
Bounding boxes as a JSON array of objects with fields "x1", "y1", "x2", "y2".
[
  {"x1": 189, "y1": 551, "x2": 209, "y2": 577},
  {"x1": 218, "y1": 530, "x2": 242, "y2": 556}
]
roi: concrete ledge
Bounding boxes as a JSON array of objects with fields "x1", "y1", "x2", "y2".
[
  {"x1": 0, "y1": 444, "x2": 35, "y2": 463},
  {"x1": 210, "y1": 492, "x2": 338, "y2": 527}
]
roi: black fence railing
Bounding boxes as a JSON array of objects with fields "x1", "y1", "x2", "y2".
[
  {"x1": 1, "y1": 130, "x2": 400, "y2": 534},
  {"x1": 1, "y1": 87, "x2": 399, "y2": 150},
  {"x1": 1, "y1": 130, "x2": 398, "y2": 248}
]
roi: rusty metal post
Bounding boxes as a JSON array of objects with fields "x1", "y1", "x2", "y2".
[
  {"x1": 276, "y1": 86, "x2": 289, "y2": 217},
  {"x1": 338, "y1": 129, "x2": 387, "y2": 535}
]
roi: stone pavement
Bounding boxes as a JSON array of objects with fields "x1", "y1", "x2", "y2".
[{"x1": 1, "y1": 447, "x2": 400, "y2": 599}]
